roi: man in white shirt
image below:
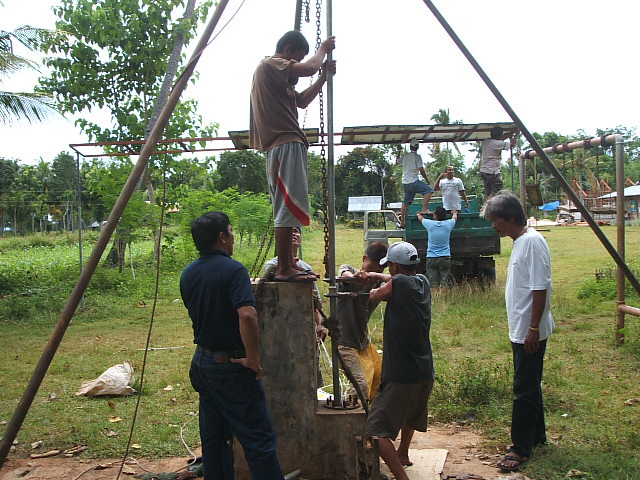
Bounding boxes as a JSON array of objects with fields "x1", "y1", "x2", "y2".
[
  {"x1": 397, "y1": 139, "x2": 433, "y2": 228},
  {"x1": 480, "y1": 126, "x2": 511, "y2": 200},
  {"x1": 434, "y1": 165, "x2": 469, "y2": 214},
  {"x1": 482, "y1": 191, "x2": 554, "y2": 473}
]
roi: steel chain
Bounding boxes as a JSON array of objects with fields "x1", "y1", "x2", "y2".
[
  {"x1": 304, "y1": 0, "x2": 310, "y2": 23},
  {"x1": 315, "y1": 0, "x2": 329, "y2": 276}
]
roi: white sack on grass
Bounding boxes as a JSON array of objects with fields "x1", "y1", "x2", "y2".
[{"x1": 75, "y1": 362, "x2": 136, "y2": 396}]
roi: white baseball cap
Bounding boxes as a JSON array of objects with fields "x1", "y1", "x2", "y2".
[
  {"x1": 409, "y1": 139, "x2": 420, "y2": 148},
  {"x1": 379, "y1": 241, "x2": 420, "y2": 266}
]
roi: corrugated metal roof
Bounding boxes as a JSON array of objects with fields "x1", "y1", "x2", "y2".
[{"x1": 339, "y1": 122, "x2": 519, "y2": 145}]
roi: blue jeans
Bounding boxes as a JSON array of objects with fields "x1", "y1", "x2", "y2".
[
  {"x1": 189, "y1": 348, "x2": 284, "y2": 480},
  {"x1": 511, "y1": 340, "x2": 547, "y2": 458}
]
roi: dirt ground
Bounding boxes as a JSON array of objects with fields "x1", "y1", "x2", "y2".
[{"x1": 0, "y1": 423, "x2": 518, "y2": 480}]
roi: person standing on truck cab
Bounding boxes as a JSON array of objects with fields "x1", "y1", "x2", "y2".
[
  {"x1": 417, "y1": 207, "x2": 457, "y2": 288},
  {"x1": 397, "y1": 139, "x2": 433, "y2": 228},
  {"x1": 435, "y1": 165, "x2": 469, "y2": 215},
  {"x1": 480, "y1": 126, "x2": 510, "y2": 200}
]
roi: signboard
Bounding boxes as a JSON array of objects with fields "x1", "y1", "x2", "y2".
[{"x1": 348, "y1": 196, "x2": 382, "y2": 212}]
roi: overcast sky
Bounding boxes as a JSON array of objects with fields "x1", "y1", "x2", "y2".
[{"x1": 2, "y1": 0, "x2": 639, "y2": 165}]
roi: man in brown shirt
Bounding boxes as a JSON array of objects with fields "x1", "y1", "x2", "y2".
[{"x1": 250, "y1": 30, "x2": 335, "y2": 282}]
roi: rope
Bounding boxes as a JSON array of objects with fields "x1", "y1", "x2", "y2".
[
  {"x1": 169, "y1": 0, "x2": 248, "y2": 100},
  {"x1": 248, "y1": 212, "x2": 275, "y2": 279},
  {"x1": 115, "y1": 154, "x2": 169, "y2": 480}
]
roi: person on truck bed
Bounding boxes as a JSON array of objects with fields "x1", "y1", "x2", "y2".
[
  {"x1": 480, "y1": 126, "x2": 510, "y2": 200},
  {"x1": 434, "y1": 165, "x2": 470, "y2": 215},
  {"x1": 397, "y1": 139, "x2": 433, "y2": 228}
]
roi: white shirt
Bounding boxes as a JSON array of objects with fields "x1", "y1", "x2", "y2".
[
  {"x1": 400, "y1": 152, "x2": 423, "y2": 184},
  {"x1": 481, "y1": 139, "x2": 510, "y2": 174},
  {"x1": 505, "y1": 228, "x2": 554, "y2": 343},
  {"x1": 439, "y1": 177, "x2": 465, "y2": 211}
]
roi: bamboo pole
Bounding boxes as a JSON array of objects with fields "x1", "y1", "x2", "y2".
[{"x1": 0, "y1": 0, "x2": 230, "y2": 466}]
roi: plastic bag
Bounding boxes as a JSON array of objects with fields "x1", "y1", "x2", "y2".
[{"x1": 75, "y1": 361, "x2": 136, "y2": 396}]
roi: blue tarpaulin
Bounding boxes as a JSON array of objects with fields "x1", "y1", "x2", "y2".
[{"x1": 538, "y1": 200, "x2": 560, "y2": 211}]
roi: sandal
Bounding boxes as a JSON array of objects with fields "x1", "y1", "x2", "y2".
[{"x1": 496, "y1": 452, "x2": 527, "y2": 472}]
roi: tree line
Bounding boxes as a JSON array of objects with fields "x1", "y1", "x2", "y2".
[{"x1": 3, "y1": 122, "x2": 638, "y2": 237}]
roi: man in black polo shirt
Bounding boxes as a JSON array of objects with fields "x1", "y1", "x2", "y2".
[
  {"x1": 181, "y1": 211, "x2": 284, "y2": 480},
  {"x1": 365, "y1": 241, "x2": 434, "y2": 480}
]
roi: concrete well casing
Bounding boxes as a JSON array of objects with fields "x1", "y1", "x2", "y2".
[{"x1": 232, "y1": 281, "x2": 379, "y2": 479}]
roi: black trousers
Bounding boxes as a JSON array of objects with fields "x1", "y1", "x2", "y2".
[{"x1": 510, "y1": 340, "x2": 547, "y2": 458}]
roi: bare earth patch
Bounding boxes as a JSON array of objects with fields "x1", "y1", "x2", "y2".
[{"x1": 1, "y1": 423, "x2": 512, "y2": 480}]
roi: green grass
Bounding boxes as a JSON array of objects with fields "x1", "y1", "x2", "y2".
[{"x1": 1, "y1": 224, "x2": 640, "y2": 478}]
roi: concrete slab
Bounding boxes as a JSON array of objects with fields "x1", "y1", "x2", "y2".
[{"x1": 403, "y1": 448, "x2": 448, "y2": 480}]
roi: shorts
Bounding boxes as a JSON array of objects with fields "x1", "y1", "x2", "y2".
[
  {"x1": 480, "y1": 172, "x2": 503, "y2": 197},
  {"x1": 266, "y1": 142, "x2": 310, "y2": 227},
  {"x1": 366, "y1": 378, "x2": 434, "y2": 440},
  {"x1": 403, "y1": 180, "x2": 433, "y2": 204}
]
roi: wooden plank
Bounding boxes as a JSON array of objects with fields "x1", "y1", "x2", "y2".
[{"x1": 403, "y1": 448, "x2": 448, "y2": 480}]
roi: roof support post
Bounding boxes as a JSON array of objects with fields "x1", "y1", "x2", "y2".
[
  {"x1": 615, "y1": 136, "x2": 625, "y2": 345},
  {"x1": 421, "y1": 0, "x2": 640, "y2": 296},
  {"x1": 0, "y1": 0, "x2": 231, "y2": 465}
]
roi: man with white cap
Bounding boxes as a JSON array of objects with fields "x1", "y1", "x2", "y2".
[
  {"x1": 364, "y1": 241, "x2": 434, "y2": 480},
  {"x1": 397, "y1": 139, "x2": 433, "y2": 228}
]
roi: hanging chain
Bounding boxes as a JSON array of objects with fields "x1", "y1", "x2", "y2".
[
  {"x1": 304, "y1": 0, "x2": 311, "y2": 23},
  {"x1": 314, "y1": 0, "x2": 329, "y2": 276},
  {"x1": 300, "y1": 0, "x2": 315, "y2": 130}
]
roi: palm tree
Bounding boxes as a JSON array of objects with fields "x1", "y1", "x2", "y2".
[
  {"x1": 0, "y1": 15, "x2": 58, "y2": 125},
  {"x1": 430, "y1": 108, "x2": 462, "y2": 156}
]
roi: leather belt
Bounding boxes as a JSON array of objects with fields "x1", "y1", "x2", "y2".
[{"x1": 196, "y1": 345, "x2": 246, "y2": 363}]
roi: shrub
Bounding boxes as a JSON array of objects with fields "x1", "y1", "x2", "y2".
[
  {"x1": 577, "y1": 265, "x2": 640, "y2": 300},
  {"x1": 431, "y1": 356, "x2": 511, "y2": 421}
]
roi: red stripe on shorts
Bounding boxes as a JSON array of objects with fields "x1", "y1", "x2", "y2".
[{"x1": 276, "y1": 156, "x2": 310, "y2": 226}]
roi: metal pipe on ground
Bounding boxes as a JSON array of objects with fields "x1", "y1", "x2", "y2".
[
  {"x1": 0, "y1": 0, "x2": 230, "y2": 466},
  {"x1": 420, "y1": 0, "x2": 640, "y2": 297},
  {"x1": 618, "y1": 304, "x2": 640, "y2": 317}
]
